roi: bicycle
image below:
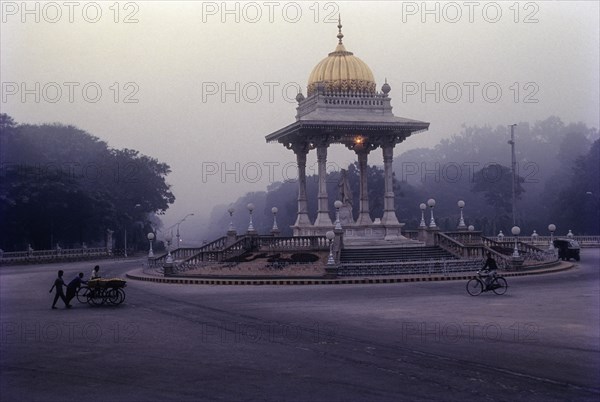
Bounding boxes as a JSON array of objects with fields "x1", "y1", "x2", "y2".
[
  {"x1": 76, "y1": 279, "x2": 127, "y2": 306},
  {"x1": 466, "y1": 270, "x2": 508, "y2": 296}
]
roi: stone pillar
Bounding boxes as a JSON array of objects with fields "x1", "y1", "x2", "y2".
[
  {"x1": 381, "y1": 145, "x2": 400, "y2": 225},
  {"x1": 355, "y1": 150, "x2": 373, "y2": 226},
  {"x1": 293, "y1": 144, "x2": 312, "y2": 231},
  {"x1": 106, "y1": 229, "x2": 114, "y2": 255},
  {"x1": 314, "y1": 145, "x2": 333, "y2": 227}
]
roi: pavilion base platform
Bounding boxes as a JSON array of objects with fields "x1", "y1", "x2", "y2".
[{"x1": 292, "y1": 223, "x2": 425, "y2": 248}]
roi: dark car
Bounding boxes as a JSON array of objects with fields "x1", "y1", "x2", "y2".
[{"x1": 553, "y1": 239, "x2": 581, "y2": 261}]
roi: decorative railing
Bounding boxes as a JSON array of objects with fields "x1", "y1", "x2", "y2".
[
  {"x1": 148, "y1": 236, "x2": 230, "y2": 267},
  {"x1": 444, "y1": 231, "x2": 484, "y2": 246},
  {"x1": 258, "y1": 236, "x2": 329, "y2": 251},
  {"x1": 0, "y1": 247, "x2": 109, "y2": 265},
  {"x1": 499, "y1": 236, "x2": 600, "y2": 248},
  {"x1": 434, "y1": 233, "x2": 557, "y2": 269}
]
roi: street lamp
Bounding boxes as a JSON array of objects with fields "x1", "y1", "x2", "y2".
[
  {"x1": 334, "y1": 200, "x2": 343, "y2": 230},
  {"x1": 326, "y1": 230, "x2": 335, "y2": 265},
  {"x1": 271, "y1": 207, "x2": 279, "y2": 235},
  {"x1": 508, "y1": 124, "x2": 517, "y2": 226},
  {"x1": 165, "y1": 232, "x2": 173, "y2": 264},
  {"x1": 147, "y1": 232, "x2": 155, "y2": 258},
  {"x1": 427, "y1": 199, "x2": 436, "y2": 228},
  {"x1": 247, "y1": 203, "x2": 255, "y2": 233},
  {"x1": 512, "y1": 226, "x2": 521, "y2": 257},
  {"x1": 419, "y1": 203, "x2": 427, "y2": 228},
  {"x1": 548, "y1": 224, "x2": 556, "y2": 250},
  {"x1": 468, "y1": 225, "x2": 474, "y2": 243},
  {"x1": 176, "y1": 213, "x2": 194, "y2": 248},
  {"x1": 457, "y1": 200, "x2": 466, "y2": 230}
]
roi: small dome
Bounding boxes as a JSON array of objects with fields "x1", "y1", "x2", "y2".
[
  {"x1": 381, "y1": 79, "x2": 391, "y2": 95},
  {"x1": 295, "y1": 92, "x2": 305, "y2": 102},
  {"x1": 307, "y1": 19, "x2": 376, "y2": 96}
]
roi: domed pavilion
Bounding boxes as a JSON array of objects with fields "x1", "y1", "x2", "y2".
[{"x1": 266, "y1": 19, "x2": 430, "y2": 244}]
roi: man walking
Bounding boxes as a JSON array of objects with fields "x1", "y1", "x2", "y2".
[{"x1": 49, "y1": 270, "x2": 69, "y2": 309}]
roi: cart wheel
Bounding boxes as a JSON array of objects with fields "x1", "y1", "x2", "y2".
[
  {"x1": 89, "y1": 289, "x2": 105, "y2": 306},
  {"x1": 116, "y1": 288, "x2": 126, "y2": 305},
  {"x1": 77, "y1": 286, "x2": 90, "y2": 304}
]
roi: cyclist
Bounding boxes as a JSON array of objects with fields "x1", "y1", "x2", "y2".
[{"x1": 480, "y1": 252, "x2": 498, "y2": 288}]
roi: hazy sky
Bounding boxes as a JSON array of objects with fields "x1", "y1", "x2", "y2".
[{"x1": 2, "y1": 1, "x2": 599, "y2": 239}]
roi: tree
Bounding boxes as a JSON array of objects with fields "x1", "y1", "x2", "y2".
[
  {"x1": 0, "y1": 115, "x2": 175, "y2": 251},
  {"x1": 471, "y1": 164, "x2": 524, "y2": 234}
]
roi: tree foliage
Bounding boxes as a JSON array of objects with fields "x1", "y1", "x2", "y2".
[{"x1": 0, "y1": 114, "x2": 175, "y2": 251}]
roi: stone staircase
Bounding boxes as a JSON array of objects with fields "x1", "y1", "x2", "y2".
[
  {"x1": 338, "y1": 246, "x2": 475, "y2": 277},
  {"x1": 341, "y1": 246, "x2": 457, "y2": 263}
]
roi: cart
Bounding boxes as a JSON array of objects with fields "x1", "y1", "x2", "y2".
[{"x1": 77, "y1": 278, "x2": 127, "y2": 306}]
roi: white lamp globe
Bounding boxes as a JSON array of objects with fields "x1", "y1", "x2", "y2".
[{"x1": 512, "y1": 226, "x2": 521, "y2": 236}]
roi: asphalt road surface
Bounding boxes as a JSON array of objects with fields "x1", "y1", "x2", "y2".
[{"x1": 1, "y1": 249, "x2": 599, "y2": 401}]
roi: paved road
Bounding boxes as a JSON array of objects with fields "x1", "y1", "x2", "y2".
[{"x1": 1, "y1": 250, "x2": 599, "y2": 401}]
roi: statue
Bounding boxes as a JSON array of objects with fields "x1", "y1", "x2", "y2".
[{"x1": 337, "y1": 169, "x2": 354, "y2": 225}]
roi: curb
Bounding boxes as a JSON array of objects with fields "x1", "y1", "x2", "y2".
[{"x1": 126, "y1": 262, "x2": 574, "y2": 286}]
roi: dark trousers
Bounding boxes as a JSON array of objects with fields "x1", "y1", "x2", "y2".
[
  {"x1": 52, "y1": 291, "x2": 67, "y2": 307},
  {"x1": 66, "y1": 287, "x2": 77, "y2": 304}
]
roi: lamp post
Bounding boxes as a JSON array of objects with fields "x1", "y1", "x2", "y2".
[
  {"x1": 508, "y1": 124, "x2": 517, "y2": 226},
  {"x1": 511, "y1": 226, "x2": 521, "y2": 257},
  {"x1": 176, "y1": 213, "x2": 194, "y2": 248},
  {"x1": 419, "y1": 203, "x2": 427, "y2": 228},
  {"x1": 334, "y1": 200, "x2": 343, "y2": 230},
  {"x1": 147, "y1": 232, "x2": 154, "y2": 258},
  {"x1": 326, "y1": 230, "x2": 335, "y2": 265},
  {"x1": 247, "y1": 203, "x2": 255, "y2": 233},
  {"x1": 227, "y1": 207, "x2": 235, "y2": 232},
  {"x1": 457, "y1": 200, "x2": 466, "y2": 230},
  {"x1": 271, "y1": 207, "x2": 280, "y2": 236},
  {"x1": 165, "y1": 232, "x2": 173, "y2": 264},
  {"x1": 548, "y1": 224, "x2": 556, "y2": 250},
  {"x1": 427, "y1": 199, "x2": 436, "y2": 228}
]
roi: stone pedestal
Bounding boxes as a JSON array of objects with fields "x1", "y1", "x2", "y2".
[
  {"x1": 226, "y1": 230, "x2": 237, "y2": 246},
  {"x1": 163, "y1": 262, "x2": 174, "y2": 276}
]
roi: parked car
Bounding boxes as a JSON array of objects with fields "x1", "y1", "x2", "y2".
[{"x1": 553, "y1": 239, "x2": 581, "y2": 261}]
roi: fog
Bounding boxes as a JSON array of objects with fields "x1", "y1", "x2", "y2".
[{"x1": 2, "y1": 1, "x2": 598, "y2": 242}]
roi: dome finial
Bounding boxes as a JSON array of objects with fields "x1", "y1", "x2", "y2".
[{"x1": 337, "y1": 15, "x2": 344, "y2": 44}]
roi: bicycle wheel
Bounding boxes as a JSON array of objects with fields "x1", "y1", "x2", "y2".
[
  {"x1": 492, "y1": 277, "x2": 508, "y2": 295},
  {"x1": 105, "y1": 288, "x2": 119, "y2": 305},
  {"x1": 77, "y1": 286, "x2": 90, "y2": 304},
  {"x1": 89, "y1": 288, "x2": 105, "y2": 306},
  {"x1": 115, "y1": 288, "x2": 126, "y2": 305},
  {"x1": 466, "y1": 278, "x2": 483, "y2": 296}
]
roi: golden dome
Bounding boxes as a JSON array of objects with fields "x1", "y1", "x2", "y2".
[{"x1": 307, "y1": 19, "x2": 376, "y2": 96}]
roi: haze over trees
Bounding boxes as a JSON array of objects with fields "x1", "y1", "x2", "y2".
[
  {"x1": 203, "y1": 116, "x2": 598, "y2": 240},
  {"x1": 0, "y1": 114, "x2": 175, "y2": 251},
  {"x1": 1, "y1": 113, "x2": 597, "y2": 252}
]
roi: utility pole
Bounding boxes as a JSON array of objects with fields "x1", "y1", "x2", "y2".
[{"x1": 508, "y1": 124, "x2": 517, "y2": 226}]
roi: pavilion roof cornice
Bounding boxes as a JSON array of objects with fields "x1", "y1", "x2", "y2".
[{"x1": 265, "y1": 119, "x2": 430, "y2": 144}]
